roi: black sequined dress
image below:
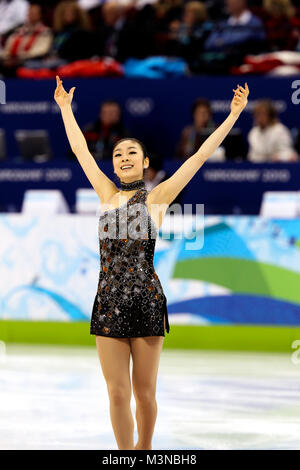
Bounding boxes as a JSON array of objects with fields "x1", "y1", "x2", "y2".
[{"x1": 90, "y1": 187, "x2": 170, "y2": 337}]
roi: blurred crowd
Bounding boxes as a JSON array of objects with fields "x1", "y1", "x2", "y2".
[
  {"x1": 76, "y1": 94, "x2": 300, "y2": 192},
  {"x1": 0, "y1": 0, "x2": 300, "y2": 77},
  {"x1": 76, "y1": 96, "x2": 299, "y2": 167}
]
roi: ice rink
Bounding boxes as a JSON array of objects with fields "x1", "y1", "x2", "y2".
[{"x1": 0, "y1": 343, "x2": 299, "y2": 450}]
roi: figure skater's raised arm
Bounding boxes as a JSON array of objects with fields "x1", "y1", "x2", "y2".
[
  {"x1": 150, "y1": 83, "x2": 250, "y2": 207},
  {"x1": 54, "y1": 75, "x2": 118, "y2": 204}
]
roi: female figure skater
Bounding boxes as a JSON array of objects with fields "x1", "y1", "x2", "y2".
[{"x1": 54, "y1": 76, "x2": 249, "y2": 450}]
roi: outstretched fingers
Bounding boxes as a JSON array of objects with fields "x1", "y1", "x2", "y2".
[
  {"x1": 233, "y1": 85, "x2": 241, "y2": 96},
  {"x1": 55, "y1": 76, "x2": 62, "y2": 93},
  {"x1": 232, "y1": 83, "x2": 249, "y2": 101},
  {"x1": 233, "y1": 83, "x2": 247, "y2": 92},
  {"x1": 56, "y1": 75, "x2": 64, "y2": 91}
]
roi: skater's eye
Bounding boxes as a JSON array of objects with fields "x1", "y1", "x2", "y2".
[
  {"x1": 129, "y1": 151, "x2": 136, "y2": 155},
  {"x1": 114, "y1": 153, "x2": 121, "y2": 157}
]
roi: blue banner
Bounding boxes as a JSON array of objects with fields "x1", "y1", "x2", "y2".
[
  {"x1": 0, "y1": 161, "x2": 299, "y2": 214},
  {"x1": 1, "y1": 76, "x2": 299, "y2": 160}
]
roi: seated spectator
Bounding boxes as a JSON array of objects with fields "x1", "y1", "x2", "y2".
[
  {"x1": 96, "y1": 1, "x2": 127, "y2": 59},
  {"x1": 96, "y1": 0, "x2": 156, "y2": 61},
  {"x1": 175, "y1": 97, "x2": 225, "y2": 161},
  {"x1": 154, "y1": 0, "x2": 184, "y2": 30},
  {"x1": 144, "y1": 152, "x2": 167, "y2": 191},
  {"x1": 247, "y1": 99, "x2": 298, "y2": 162},
  {"x1": 262, "y1": 0, "x2": 300, "y2": 51},
  {"x1": 0, "y1": 3, "x2": 53, "y2": 77},
  {"x1": 80, "y1": 100, "x2": 130, "y2": 160},
  {"x1": 199, "y1": 0, "x2": 267, "y2": 73},
  {"x1": 52, "y1": 1, "x2": 98, "y2": 62},
  {"x1": 77, "y1": 0, "x2": 103, "y2": 30},
  {"x1": 163, "y1": 1, "x2": 213, "y2": 65},
  {"x1": 144, "y1": 151, "x2": 183, "y2": 206}
]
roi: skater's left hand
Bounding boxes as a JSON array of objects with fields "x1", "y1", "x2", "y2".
[{"x1": 231, "y1": 83, "x2": 249, "y2": 117}]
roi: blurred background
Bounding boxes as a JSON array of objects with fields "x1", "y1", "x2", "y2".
[{"x1": 1, "y1": 0, "x2": 300, "y2": 451}]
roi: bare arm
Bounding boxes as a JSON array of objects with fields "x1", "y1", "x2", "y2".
[
  {"x1": 54, "y1": 75, "x2": 118, "y2": 203},
  {"x1": 150, "y1": 83, "x2": 250, "y2": 207}
]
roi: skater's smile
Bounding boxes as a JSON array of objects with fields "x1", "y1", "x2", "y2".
[{"x1": 120, "y1": 164, "x2": 134, "y2": 170}]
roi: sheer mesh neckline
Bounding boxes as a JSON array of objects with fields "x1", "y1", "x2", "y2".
[{"x1": 102, "y1": 189, "x2": 142, "y2": 214}]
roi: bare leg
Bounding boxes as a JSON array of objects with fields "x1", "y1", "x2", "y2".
[
  {"x1": 96, "y1": 336, "x2": 134, "y2": 450},
  {"x1": 130, "y1": 321, "x2": 165, "y2": 450}
]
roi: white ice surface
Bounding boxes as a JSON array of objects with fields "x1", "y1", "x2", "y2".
[{"x1": 0, "y1": 344, "x2": 299, "y2": 450}]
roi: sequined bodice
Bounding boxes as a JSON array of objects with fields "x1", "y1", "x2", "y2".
[
  {"x1": 97, "y1": 188, "x2": 163, "y2": 305},
  {"x1": 91, "y1": 187, "x2": 170, "y2": 336}
]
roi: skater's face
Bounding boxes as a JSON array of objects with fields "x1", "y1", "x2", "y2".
[{"x1": 113, "y1": 139, "x2": 149, "y2": 182}]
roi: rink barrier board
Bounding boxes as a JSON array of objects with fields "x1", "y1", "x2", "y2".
[{"x1": 0, "y1": 320, "x2": 300, "y2": 352}]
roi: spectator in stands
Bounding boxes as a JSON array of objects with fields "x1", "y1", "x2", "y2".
[
  {"x1": 0, "y1": 3, "x2": 53, "y2": 77},
  {"x1": 77, "y1": 0, "x2": 103, "y2": 30},
  {"x1": 96, "y1": 1, "x2": 127, "y2": 59},
  {"x1": 96, "y1": 0, "x2": 156, "y2": 61},
  {"x1": 163, "y1": 1, "x2": 213, "y2": 65},
  {"x1": 262, "y1": 0, "x2": 300, "y2": 51},
  {"x1": 247, "y1": 99, "x2": 298, "y2": 162},
  {"x1": 175, "y1": 97, "x2": 225, "y2": 161},
  {"x1": 154, "y1": 0, "x2": 184, "y2": 30},
  {"x1": 144, "y1": 151, "x2": 183, "y2": 205},
  {"x1": 81, "y1": 100, "x2": 130, "y2": 160},
  {"x1": 144, "y1": 152, "x2": 167, "y2": 191},
  {"x1": 52, "y1": 1, "x2": 98, "y2": 62},
  {"x1": 198, "y1": 0, "x2": 267, "y2": 73}
]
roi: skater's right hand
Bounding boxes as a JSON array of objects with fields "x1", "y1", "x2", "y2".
[{"x1": 54, "y1": 75, "x2": 75, "y2": 108}]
